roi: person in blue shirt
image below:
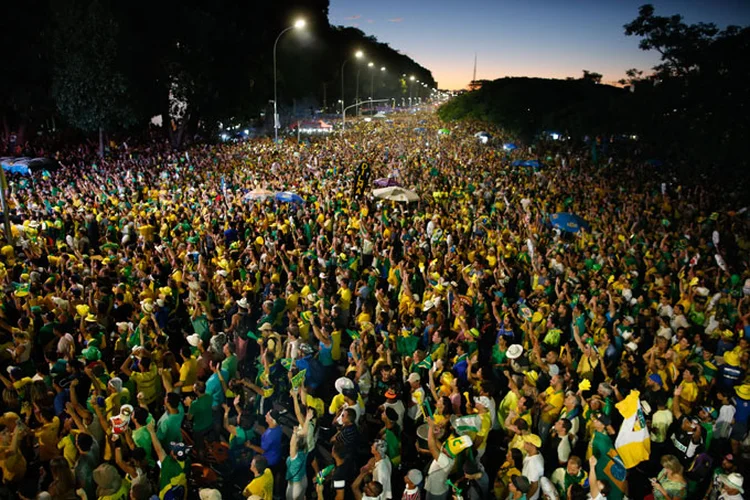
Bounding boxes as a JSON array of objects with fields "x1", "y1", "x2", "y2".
[
  {"x1": 248, "y1": 409, "x2": 284, "y2": 497},
  {"x1": 206, "y1": 360, "x2": 229, "y2": 437}
]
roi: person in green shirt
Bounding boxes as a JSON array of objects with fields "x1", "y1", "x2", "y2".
[
  {"x1": 156, "y1": 392, "x2": 184, "y2": 449},
  {"x1": 145, "y1": 421, "x2": 189, "y2": 499},
  {"x1": 221, "y1": 343, "x2": 238, "y2": 380},
  {"x1": 187, "y1": 381, "x2": 213, "y2": 456},
  {"x1": 129, "y1": 407, "x2": 155, "y2": 467}
]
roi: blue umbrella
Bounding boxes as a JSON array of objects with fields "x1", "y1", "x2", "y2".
[
  {"x1": 550, "y1": 212, "x2": 590, "y2": 233},
  {"x1": 503, "y1": 143, "x2": 517, "y2": 151},
  {"x1": 275, "y1": 191, "x2": 304, "y2": 204},
  {"x1": 511, "y1": 159, "x2": 541, "y2": 169}
]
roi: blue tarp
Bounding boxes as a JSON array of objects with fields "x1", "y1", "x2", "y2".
[
  {"x1": 275, "y1": 191, "x2": 304, "y2": 204},
  {"x1": 511, "y1": 159, "x2": 541, "y2": 169},
  {"x1": 1, "y1": 157, "x2": 59, "y2": 176},
  {"x1": 550, "y1": 212, "x2": 590, "y2": 233}
]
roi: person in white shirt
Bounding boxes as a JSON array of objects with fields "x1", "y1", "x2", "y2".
[
  {"x1": 406, "y1": 373, "x2": 425, "y2": 422},
  {"x1": 717, "y1": 472, "x2": 744, "y2": 500},
  {"x1": 370, "y1": 440, "x2": 392, "y2": 500},
  {"x1": 522, "y1": 435, "x2": 545, "y2": 500}
]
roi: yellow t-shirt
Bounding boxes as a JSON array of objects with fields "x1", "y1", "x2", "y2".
[
  {"x1": 179, "y1": 357, "x2": 198, "y2": 393},
  {"x1": 476, "y1": 412, "x2": 492, "y2": 450},
  {"x1": 331, "y1": 330, "x2": 342, "y2": 362},
  {"x1": 338, "y1": 287, "x2": 352, "y2": 311},
  {"x1": 131, "y1": 365, "x2": 160, "y2": 405},
  {"x1": 679, "y1": 381, "x2": 699, "y2": 412},
  {"x1": 541, "y1": 387, "x2": 564, "y2": 423},
  {"x1": 243, "y1": 468, "x2": 274, "y2": 499},
  {"x1": 329, "y1": 393, "x2": 345, "y2": 415}
]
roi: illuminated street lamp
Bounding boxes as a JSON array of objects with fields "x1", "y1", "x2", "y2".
[
  {"x1": 341, "y1": 50, "x2": 364, "y2": 114},
  {"x1": 273, "y1": 18, "x2": 306, "y2": 142}
]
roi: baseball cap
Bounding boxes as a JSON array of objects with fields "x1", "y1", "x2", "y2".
[
  {"x1": 385, "y1": 389, "x2": 398, "y2": 399},
  {"x1": 169, "y1": 442, "x2": 191, "y2": 460},
  {"x1": 407, "y1": 469, "x2": 423, "y2": 485},
  {"x1": 407, "y1": 372, "x2": 421, "y2": 384},
  {"x1": 701, "y1": 406, "x2": 718, "y2": 419},
  {"x1": 594, "y1": 413, "x2": 612, "y2": 426},
  {"x1": 267, "y1": 409, "x2": 281, "y2": 423},
  {"x1": 648, "y1": 373, "x2": 663, "y2": 386}
]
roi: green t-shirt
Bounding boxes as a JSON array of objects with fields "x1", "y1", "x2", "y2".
[
  {"x1": 157, "y1": 405, "x2": 185, "y2": 448},
  {"x1": 132, "y1": 426, "x2": 154, "y2": 466},
  {"x1": 189, "y1": 394, "x2": 213, "y2": 433},
  {"x1": 491, "y1": 344, "x2": 507, "y2": 366},
  {"x1": 222, "y1": 354, "x2": 238, "y2": 380},
  {"x1": 159, "y1": 455, "x2": 186, "y2": 492},
  {"x1": 384, "y1": 427, "x2": 401, "y2": 464}
]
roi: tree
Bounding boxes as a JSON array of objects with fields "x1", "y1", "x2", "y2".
[
  {"x1": 581, "y1": 70, "x2": 603, "y2": 84},
  {"x1": 51, "y1": 0, "x2": 137, "y2": 156},
  {"x1": 624, "y1": 4, "x2": 720, "y2": 78},
  {"x1": 623, "y1": 4, "x2": 750, "y2": 178}
]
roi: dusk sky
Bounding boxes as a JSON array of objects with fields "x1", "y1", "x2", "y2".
[{"x1": 328, "y1": 0, "x2": 750, "y2": 90}]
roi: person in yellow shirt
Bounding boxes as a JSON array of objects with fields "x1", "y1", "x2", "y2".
[
  {"x1": 539, "y1": 374, "x2": 565, "y2": 438},
  {"x1": 174, "y1": 346, "x2": 197, "y2": 395},
  {"x1": 677, "y1": 366, "x2": 700, "y2": 413},
  {"x1": 243, "y1": 456, "x2": 274, "y2": 499},
  {"x1": 470, "y1": 396, "x2": 493, "y2": 459},
  {"x1": 121, "y1": 353, "x2": 160, "y2": 406},
  {"x1": 34, "y1": 408, "x2": 61, "y2": 462},
  {"x1": 0, "y1": 413, "x2": 26, "y2": 485}
]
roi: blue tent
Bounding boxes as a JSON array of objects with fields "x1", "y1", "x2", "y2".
[
  {"x1": 1, "y1": 157, "x2": 59, "y2": 176},
  {"x1": 275, "y1": 191, "x2": 304, "y2": 204},
  {"x1": 550, "y1": 212, "x2": 590, "y2": 233},
  {"x1": 511, "y1": 159, "x2": 541, "y2": 169},
  {"x1": 503, "y1": 143, "x2": 517, "y2": 151}
]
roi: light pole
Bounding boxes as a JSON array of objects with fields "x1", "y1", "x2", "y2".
[
  {"x1": 273, "y1": 18, "x2": 306, "y2": 142},
  {"x1": 409, "y1": 75, "x2": 415, "y2": 108},
  {"x1": 368, "y1": 62, "x2": 375, "y2": 106},
  {"x1": 378, "y1": 66, "x2": 385, "y2": 100},
  {"x1": 341, "y1": 50, "x2": 364, "y2": 114}
]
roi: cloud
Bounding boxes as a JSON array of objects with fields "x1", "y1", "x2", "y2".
[
  {"x1": 388, "y1": 17, "x2": 404, "y2": 23},
  {"x1": 344, "y1": 14, "x2": 362, "y2": 20}
]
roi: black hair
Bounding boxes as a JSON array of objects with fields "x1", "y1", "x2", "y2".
[{"x1": 77, "y1": 433, "x2": 93, "y2": 452}]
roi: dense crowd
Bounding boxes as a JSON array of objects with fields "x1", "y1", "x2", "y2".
[{"x1": 0, "y1": 111, "x2": 749, "y2": 500}]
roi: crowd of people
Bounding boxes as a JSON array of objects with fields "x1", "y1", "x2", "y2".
[{"x1": 0, "y1": 110, "x2": 749, "y2": 500}]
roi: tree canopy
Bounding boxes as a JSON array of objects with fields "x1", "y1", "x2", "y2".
[
  {"x1": 439, "y1": 4, "x2": 750, "y2": 181},
  {"x1": 1, "y1": 0, "x2": 436, "y2": 149}
]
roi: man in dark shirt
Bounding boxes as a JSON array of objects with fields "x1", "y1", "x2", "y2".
[
  {"x1": 333, "y1": 408, "x2": 361, "y2": 459},
  {"x1": 670, "y1": 388, "x2": 705, "y2": 466},
  {"x1": 329, "y1": 442, "x2": 357, "y2": 500}
]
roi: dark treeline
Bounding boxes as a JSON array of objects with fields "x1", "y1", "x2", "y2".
[
  {"x1": 1, "y1": 0, "x2": 436, "y2": 150},
  {"x1": 438, "y1": 4, "x2": 750, "y2": 185}
]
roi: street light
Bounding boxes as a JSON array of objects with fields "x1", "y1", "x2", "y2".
[
  {"x1": 273, "y1": 18, "x2": 306, "y2": 142},
  {"x1": 341, "y1": 50, "x2": 364, "y2": 114},
  {"x1": 368, "y1": 62, "x2": 375, "y2": 103},
  {"x1": 409, "y1": 76, "x2": 415, "y2": 107}
]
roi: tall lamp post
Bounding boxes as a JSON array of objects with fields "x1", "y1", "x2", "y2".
[
  {"x1": 273, "y1": 18, "x2": 306, "y2": 142},
  {"x1": 409, "y1": 75, "x2": 415, "y2": 108},
  {"x1": 341, "y1": 50, "x2": 364, "y2": 115}
]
